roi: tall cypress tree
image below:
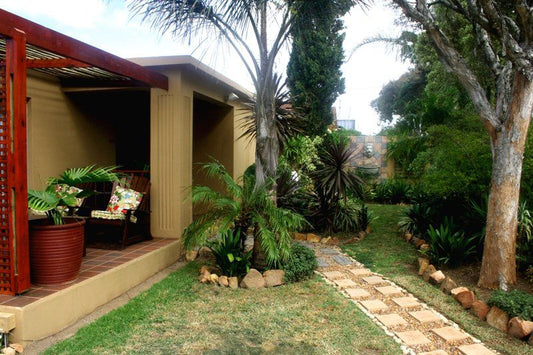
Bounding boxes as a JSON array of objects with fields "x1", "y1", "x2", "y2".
[{"x1": 287, "y1": 0, "x2": 353, "y2": 136}]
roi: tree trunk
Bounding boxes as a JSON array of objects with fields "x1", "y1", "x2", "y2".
[{"x1": 478, "y1": 74, "x2": 533, "y2": 289}]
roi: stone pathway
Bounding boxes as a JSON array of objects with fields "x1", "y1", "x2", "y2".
[{"x1": 303, "y1": 242, "x2": 497, "y2": 355}]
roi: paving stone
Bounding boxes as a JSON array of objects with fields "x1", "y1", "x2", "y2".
[
  {"x1": 419, "y1": 351, "x2": 448, "y2": 355},
  {"x1": 362, "y1": 275, "x2": 389, "y2": 285},
  {"x1": 392, "y1": 297, "x2": 421, "y2": 309},
  {"x1": 320, "y1": 248, "x2": 340, "y2": 255},
  {"x1": 431, "y1": 326, "x2": 469, "y2": 342},
  {"x1": 360, "y1": 299, "x2": 389, "y2": 312},
  {"x1": 345, "y1": 288, "x2": 371, "y2": 300},
  {"x1": 333, "y1": 278, "x2": 357, "y2": 288},
  {"x1": 317, "y1": 257, "x2": 329, "y2": 267},
  {"x1": 374, "y1": 285, "x2": 403, "y2": 297},
  {"x1": 322, "y1": 271, "x2": 345, "y2": 280},
  {"x1": 348, "y1": 268, "x2": 373, "y2": 277},
  {"x1": 408, "y1": 310, "x2": 442, "y2": 323},
  {"x1": 332, "y1": 255, "x2": 354, "y2": 265},
  {"x1": 375, "y1": 313, "x2": 408, "y2": 327},
  {"x1": 395, "y1": 330, "x2": 431, "y2": 346},
  {"x1": 457, "y1": 344, "x2": 496, "y2": 355}
]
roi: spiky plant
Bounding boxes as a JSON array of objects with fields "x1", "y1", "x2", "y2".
[
  {"x1": 183, "y1": 161, "x2": 306, "y2": 267},
  {"x1": 28, "y1": 165, "x2": 119, "y2": 225}
]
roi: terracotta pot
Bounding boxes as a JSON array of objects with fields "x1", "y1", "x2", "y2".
[{"x1": 29, "y1": 218, "x2": 85, "y2": 285}]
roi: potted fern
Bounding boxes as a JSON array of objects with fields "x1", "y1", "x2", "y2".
[{"x1": 28, "y1": 165, "x2": 119, "y2": 285}]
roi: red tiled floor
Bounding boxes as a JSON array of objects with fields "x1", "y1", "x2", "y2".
[{"x1": 0, "y1": 238, "x2": 175, "y2": 306}]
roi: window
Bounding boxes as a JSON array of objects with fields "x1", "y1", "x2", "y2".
[{"x1": 337, "y1": 120, "x2": 355, "y2": 130}]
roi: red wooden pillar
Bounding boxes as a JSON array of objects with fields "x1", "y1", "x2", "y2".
[{"x1": 1, "y1": 29, "x2": 30, "y2": 295}]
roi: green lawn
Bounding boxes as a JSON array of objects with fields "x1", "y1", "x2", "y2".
[
  {"x1": 342, "y1": 204, "x2": 532, "y2": 355},
  {"x1": 46, "y1": 261, "x2": 400, "y2": 354}
]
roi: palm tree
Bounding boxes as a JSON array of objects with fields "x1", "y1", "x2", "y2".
[{"x1": 128, "y1": 0, "x2": 364, "y2": 188}]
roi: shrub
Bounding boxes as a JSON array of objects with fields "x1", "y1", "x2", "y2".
[
  {"x1": 283, "y1": 243, "x2": 318, "y2": 282},
  {"x1": 209, "y1": 230, "x2": 251, "y2": 277},
  {"x1": 424, "y1": 217, "x2": 477, "y2": 267},
  {"x1": 517, "y1": 201, "x2": 533, "y2": 270},
  {"x1": 373, "y1": 179, "x2": 412, "y2": 204},
  {"x1": 357, "y1": 204, "x2": 374, "y2": 231},
  {"x1": 488, "y1": 289, "x2": 533, "y2": 321},
  {"x1": 399, "y1": 203, "x2": 436, "y2": 236},
  {"x1": 332, "y1": 198, "x2": 360, "y2": 233}
]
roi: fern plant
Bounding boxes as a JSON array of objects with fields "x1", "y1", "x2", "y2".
[
  {"x1": 183, "y1": 161, "x2": 306, "y2": 267},
  {"x1": 28, "y1": 165, "x2": 119, "y2": 225}
]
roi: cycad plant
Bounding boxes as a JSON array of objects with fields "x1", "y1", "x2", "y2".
[
  {"x1": 183, "y1": 161, "x2": 306, "y2": 267},
  {"x1": 28, "y1": 165, "x2": 119, "y2": 225}
]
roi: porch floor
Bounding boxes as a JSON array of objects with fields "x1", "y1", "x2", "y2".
[{"x1": 0, "y1": 238, "x2": 175, "y2": 307}]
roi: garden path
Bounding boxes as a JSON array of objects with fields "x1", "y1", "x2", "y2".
[{"x1": 302, "y1": 241, "x2": 497, "y2": 355}]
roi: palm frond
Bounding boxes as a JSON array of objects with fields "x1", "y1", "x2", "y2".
[{"x1": 28, "y1": 190, "x2": 59, "y2": 211}]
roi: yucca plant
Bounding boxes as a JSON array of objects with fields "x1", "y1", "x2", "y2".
[
  {"x1": 209, "y1": 230, "x2": 251, "y2": 277},
  {"x1": 28, "y1": 165, "x2": 119, "y2": 225},
  {"x1": 183, "y1": 161, "x2": 306, "y2": 267}
]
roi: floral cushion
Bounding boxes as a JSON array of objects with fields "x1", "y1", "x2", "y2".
[
  {"x1": 91, "y1": 210, "x2": 137, "y2": 223},
  {"x1": 106, "y1": 186, "x2": 143, "y2": 214}
]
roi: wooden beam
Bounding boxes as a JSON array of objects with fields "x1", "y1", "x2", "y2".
[
  {"x1": 0, "y1": 8, "x2": 168, "y2": 90},
  {"x1": 26, "y1": 58, "x2": 90, "y2": 68}
]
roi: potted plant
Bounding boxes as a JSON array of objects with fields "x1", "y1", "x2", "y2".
[{"x1": 28, "y1": 165, "x2": 119, "y2": 285}]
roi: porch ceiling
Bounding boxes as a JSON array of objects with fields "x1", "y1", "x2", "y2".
[{"x1": 0, "y1": 8, "x2": 168, "y2": 90}]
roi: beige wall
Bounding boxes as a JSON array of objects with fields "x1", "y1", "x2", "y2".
[{"x1": 26, "y1": 72, "x2": 116, "y2": 189}]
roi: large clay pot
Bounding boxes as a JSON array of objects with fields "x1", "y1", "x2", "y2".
[{"x1": 29, "y1": 218, "x2": 85, "y2": 285}]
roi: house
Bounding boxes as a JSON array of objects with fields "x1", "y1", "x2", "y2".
[{"x1": 0, "y1": 8, "x2": 255, "y2": 344}]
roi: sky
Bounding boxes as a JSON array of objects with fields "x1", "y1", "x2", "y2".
[{"x1": 0, "y1": 0, "x2": 410, "y2": 135}]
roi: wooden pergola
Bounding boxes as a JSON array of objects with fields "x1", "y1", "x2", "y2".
[{"x1": 0, "y1": 8, "x2": 168, "y2": 295}]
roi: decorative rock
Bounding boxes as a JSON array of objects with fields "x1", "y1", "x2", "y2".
[
  {"x1": 358, "y1": 231, "x2": 367, "y2": 240},
  {"x1": 9, "y1": 344, "x2": 23, "y2": 354},
  {"x1": 365, "y1": 226, "x2": 372, "y2": 234},
  {"x1": 320, "y1": 236, "x2": 332, "y2": 244},
  {"x1": 294, "y1": 232, "x2": 307, "y2": 241},
  {"x1": 329, "y1": 237, "x2": 340, "y2": 245},
  {"x1": 456, "y1": 290, "x2": 476, "y2": 309},
  {"x1": 2, "y1": 348, "x2": 15, "y2": 355},
  {"x1": 240, "y1": 269, "x2": 265, "y2": 289},
  {"x1": 470, "y1": 300, "x2": 490, "y2": 320},
  {"x1": 508, "y1": 317, "x2": 533, "y2": 339},
  {"x1": 486, "y1": 306, "x2": 509, "y2": 332},
  {"x1": 404, "y1": 232, "x2": 413, "y2": 242},
  {"x1": 422, "y1": 264, "x2": 437, "y2": 282},
  {"x1": 440, "y1": 277, "x2": 457, "y2": 294},
  {"x1": 429, "y1": 270, "x2": 446, "y2": 285},
  {"x1": 199, "y1": 271, "x2": 210, "y2": 284},
  {"x1": 219, "y1": 275, "x2": 229, "y2": 287},
  {"x1": 451, "y1": 287, "x2": 470, "y2": 299},
  {"x1": 418, "y1": 257, "x2": 430, "y2": 275},
  {"x1": 306, "y1": 233, "x2": 321, "y2": 243},
  {"x1": 419, "y1": 243, "x2": 430, "y2": 251},
  {"x1": 209, "y1": 273, "x2": 219, "y2": 284},
  {"x1": 229, "y1": 277, "x2": 238, "y2": 289},
  {"x1": 185, "y1": 249, "x2": 199, "y2": 261},
  {"x1": 263, "y1": 269, "x2": 285, "y2": 287},
  {"x1": 199, "y1": 266, "x2": 210, "y2": 275},
  {"x1": 412, "y1": 237, "x2": 426, "y2": 248}
]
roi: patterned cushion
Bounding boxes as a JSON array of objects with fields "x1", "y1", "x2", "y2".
[
  {"x1": 91, "y1": 210, "x2": 137, "y2": 223},
  {"x1": 55, "y1": 184, "x2": 85, "y2": 207},
  {"x1": 106, "y1": 186, "x2": 143, "y2": 214}
]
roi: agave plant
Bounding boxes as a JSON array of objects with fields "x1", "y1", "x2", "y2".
[
  {"x1": 28, "y1": 165, "x2": 119, "y2": 225},
  {"x1": 183, "y1": 161, "x2": 306, "y2": 267}
]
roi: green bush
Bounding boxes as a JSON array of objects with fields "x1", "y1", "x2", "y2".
[
  {"x1": 373, "y1": 179, "x2": 412, "y2": 204},
  {"x1": 424, "y1": 217, "x2": 477, "y2": 267},
  {"x1": 283, "y1": 243, "x2": 318, "y2": 282},
  {"x1": 209, "y1": 230, "x2": 251, "y2": 277},
  {"x1": 488, "y1": 289, "x2": 533, "y2": 321}
]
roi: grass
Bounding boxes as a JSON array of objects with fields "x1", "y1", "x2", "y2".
[
  {"x1": 342, "y1": 204, "x2": 532, "y2": 355},
  {"x1": 46, "y1": 261, "x2": 401, "y2": 354}
]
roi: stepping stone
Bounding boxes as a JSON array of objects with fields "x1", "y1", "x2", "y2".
[
  {"x1": 431, "y1": 326, "x2": 469, "y2": 342},
  {"x1": 457, "y1": 344, "x2": 495, "y2": 355},
  {"x1": 360, "y1": 299, "x2": 388, "y2": 312},
  {"x1": 374, "y1": 285, "x2": 403, "y2": 297},
  {"x1": 409, "y1": 310, "x2": 442, "y2": 323},
  {"x1": 375, "y1": 313, "x2": 407, "y2": 327},
  {"x1": 332, "y1": 255, "x2": 354, "y2": 265},
  {"x1": 317, "y1": 257, "x2": 329, "y2": 267},
  {"x1": 392, "y1": 297, "x2": 420, "y2": 309},
  {"x1": 334, "y1": 278, "x2": 357, "y2": 288},
  {"x1": 419, "y1": 351, "x2": 448, "y2": 355},
  {"x1": 322, "y1": 271, "x2": 345, "y2": 280},
  {"x1": 345, "y1": 288, "x2": 371, "y2": 300},
  {"x1": 320, "y1": 248, "x2": 339, "y2": 255},
  {"x1": 362, "y1": 276, "x2": 388, "y2": 285},
  {"x1": 348, "y1": 268, "x2": 372, "y2": 277},
  {"x1": 395, "y1": 330, "x2": 431, "y2": 346}
]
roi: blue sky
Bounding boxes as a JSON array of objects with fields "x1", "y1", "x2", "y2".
[{"x1": 0, "y1": 0, "x2": 409, "y2": 134}]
